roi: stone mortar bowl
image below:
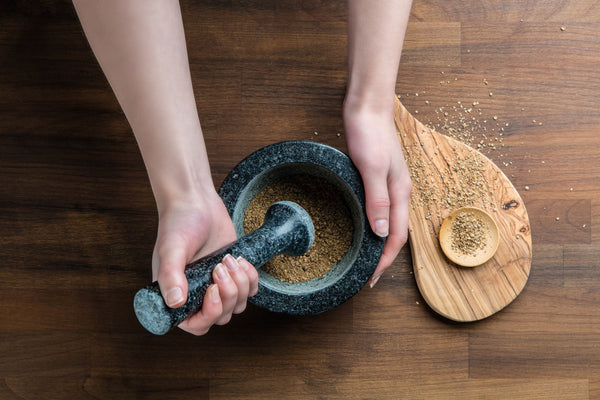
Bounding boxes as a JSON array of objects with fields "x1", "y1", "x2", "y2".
[{"x1": 219, "y1": 140, "x2": 385, "y2": 315}]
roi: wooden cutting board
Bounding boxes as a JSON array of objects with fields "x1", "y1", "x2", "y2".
[{"x1": 394, "y1": 96, "x2": 532, "y2": 322}]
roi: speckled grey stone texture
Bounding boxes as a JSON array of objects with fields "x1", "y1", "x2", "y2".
[
  {"x1": 219, "y1": 140, "x2": 385, "y2": 315},
  {"x1": 134, "y1": 201, "x2": 315, "y2": 335}
]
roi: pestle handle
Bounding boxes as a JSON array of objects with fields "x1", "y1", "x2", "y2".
[{"x1": 133, "y1": 201, "x2": 314, "y2": 335}]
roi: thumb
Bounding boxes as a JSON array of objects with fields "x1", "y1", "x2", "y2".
[
  {"x1": 153, "y1": 242, "x2": 189, "y2": 309},
  {"x1": 362, "y1": 171, "x2": 391, "y2": 238}
]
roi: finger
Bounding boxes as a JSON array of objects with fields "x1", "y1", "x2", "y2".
[
  {"x1": 237, "y1": 256, "x2": 259, "y2": 297},
  {"x1": 222, "y1": 254, "x2": 250, "y2": 314},
  {"x1": 361, "y1": 168, "x2": 391, "y2": 238},
  {"x1": 212, "y1": 263, "x2": 238, "y2": 325},
  {"x1": 154, "y1": 242, "x2": 189, "y2": 309},
  {"x1": 369, "y1": 173, "x2": 411, "y2": 287},
  {"x1": 178, "y1": 284, "x2": 222, "y2": 336}
]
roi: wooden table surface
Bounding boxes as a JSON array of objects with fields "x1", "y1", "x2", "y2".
[{"x1": 1, "y1": 1, "x2": 599, "y2": 399}]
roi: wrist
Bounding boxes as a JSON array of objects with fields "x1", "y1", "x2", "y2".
[
  {"x1": 343, "y1": 89, "x2": 396, "y2": 119},
  {"x1": 154, "y1": 180, "x2": 219, "y2": 218},
  {"x1": 147, "y1": 154, "x2": 216, "y2": 217},
  {"x1": 343, "y1": 93, "x2": 398, "y2": 149},
  {"x1": 132, "y1": 121, "x2": 216, "y2": 216}
]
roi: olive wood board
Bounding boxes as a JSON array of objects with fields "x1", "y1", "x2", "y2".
[{"x1": 394, "y1": 96, "x2": 532, "y2": 322}]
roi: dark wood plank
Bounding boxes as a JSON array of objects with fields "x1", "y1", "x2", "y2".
[
  {"x1": 210, "y1": 377, "x2": 589, "y2": 400},
  {"x1": 528, "y1": 244, "x2": 564, "y2": 287},
  {"x1": 0, "y1": 289, "x2": 140, "y2": 334},
  {"x1": 564, "y1": 244, "x2": 600, "y2": 287},
  {"x1": 90, "y1": 330, "x2": 468, "y2": 382},
  {"x1": 0, "y1": 332, "x2": 90, "y2": 378},
  {"x1": 527, "y1": 199, "x2": 592, "y2": 244},
  {"x1": 84, "y1": 376, "x2": 209, "y2": 400},
  {"x1": 2, "y1": 377, "x2": 95, "y2": 400}
]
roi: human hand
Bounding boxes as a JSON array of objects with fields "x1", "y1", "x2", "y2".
[
  {"x1": 343, "y1": 98, "x2": 412, "y2": 287},
  {"x1": 73, "y1": 0, "x2": 259, "y2": 335},
  {"x1": 152, "y1": 191, "x2": 259, "y2": 335}
]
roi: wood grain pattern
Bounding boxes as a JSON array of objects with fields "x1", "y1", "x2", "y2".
[
  {"x1": 1, "y1": 0, "x2": 599, "y2": 398},
  {"x1": 394, "y1": 97, "x2": 532, "y2": 321}
]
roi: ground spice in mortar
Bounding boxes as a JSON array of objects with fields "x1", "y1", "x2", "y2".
[
  {"x1": 243, "y1": 175, "x2": 353, "y2": 283},
  {"x1": 450, "y1": 211, "x2": 488, "y2": 256}
]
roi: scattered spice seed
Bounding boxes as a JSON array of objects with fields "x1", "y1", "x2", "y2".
[
  {"x1": 401, "y1": 71, "x2": 525, "y2": 226},
  {"x1": 404, "y1": 144, "x2": 494, "y2": 214},
  {"x1": 426, "y1": 99, "x2": 505, "y2": 156}
]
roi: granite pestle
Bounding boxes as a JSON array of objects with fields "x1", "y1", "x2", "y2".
[{"x1": 133, "y1": 201, "x2": 315, "y2": 335}]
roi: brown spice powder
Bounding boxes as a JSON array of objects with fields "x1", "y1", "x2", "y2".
[{"x1": 243, "y1": 175, "x2": 353, "y2": 283}]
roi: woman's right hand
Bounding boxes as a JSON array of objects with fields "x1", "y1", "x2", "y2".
[
  {"x1": 72, "y1": 0, "x2": 259, "y2": 336},
  {"x1": 152, "y1": 191, "x2": 259, "y2": 336}
]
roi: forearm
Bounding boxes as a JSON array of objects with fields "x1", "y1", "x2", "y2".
[
  {"x1": 346, "y1": 0, "x2": 412, "y2": 111},
  {"x1": 73, "y1": 0, "x2": 213, "y2": 213}
]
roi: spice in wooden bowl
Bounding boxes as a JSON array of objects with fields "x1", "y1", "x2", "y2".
[{"x1": 438, "y1": 207, "x2": 499, "y2": 267}]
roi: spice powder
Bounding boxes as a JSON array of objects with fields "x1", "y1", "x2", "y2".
[{"x1": 243, "y1": 175, "x2": 353, "y2": 283}]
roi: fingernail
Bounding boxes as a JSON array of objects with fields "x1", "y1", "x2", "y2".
[
  {"x1": 209, "y1": 285, "x2": 220, "y2": 303},
  {"x1": 375, "y1": 219, "x2": 389, "y2": 237},
  {"x1": 369, "y1": 275, "x2": 381, "y2": 288},
  {"x1": 223, "y1": 254, "x2": 239, "y2": 272},
  {"x1": 166, "y1": 287, "x2": 184, "y2": 307},
  {"x1": 215, "y1": 263, "x2": 229, "y2": 281},
  {"x1": 236, "y1": 256, "x2": 250, "y2": 271}
]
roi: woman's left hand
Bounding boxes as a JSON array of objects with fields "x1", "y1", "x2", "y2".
[{"x1": 343, "y1": 99, "x2": 412, "y2": 287}]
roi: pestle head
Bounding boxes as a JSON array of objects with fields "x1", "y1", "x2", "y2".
[
  {"x1": 134, "y1": 288, "x2": 173, "y2": 335},
  {"x1": 263, "y1": 201, "x2": 315, "y2": 256}
]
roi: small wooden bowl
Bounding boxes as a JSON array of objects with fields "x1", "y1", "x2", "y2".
[{"x1": 439, "y1": 207, "x2": 499, "y2": 267}]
